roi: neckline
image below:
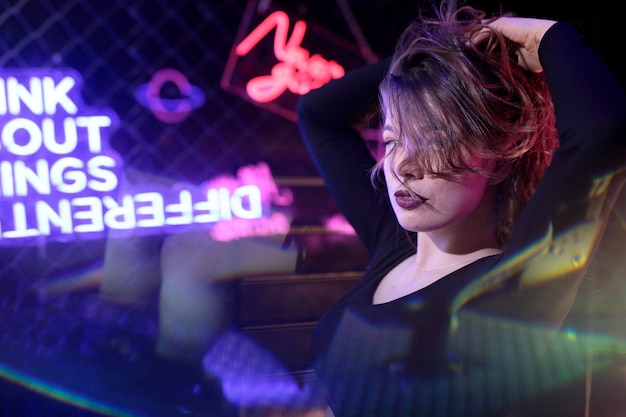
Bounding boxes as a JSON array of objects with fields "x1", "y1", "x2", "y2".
[
  {"x1": 415, "y1": 248, "x2": 503, "y2": 272},
  {"x1": 372, "y1": 252, "x2": 502, "y2": 306}
]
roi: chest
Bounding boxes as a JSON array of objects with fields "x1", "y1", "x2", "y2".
[{"x1": 373, "y1": 254, "x2": 452, "y2": 304}]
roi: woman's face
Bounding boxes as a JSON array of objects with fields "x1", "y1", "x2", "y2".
[{"x1": 382, "y1": 124, "x2": 497, "y2": 236}]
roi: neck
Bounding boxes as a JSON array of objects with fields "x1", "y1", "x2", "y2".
[
  {"x1": 414, "y1": 231, "x2": 501, "y2": 271},
  {"x1": 413, "y1": 183, "x2": 502, "y2": 270}
]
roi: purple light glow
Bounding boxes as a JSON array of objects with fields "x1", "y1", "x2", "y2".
[
  {"x1": 134, "y1": 68, "x2": 206, "y2": 124},
  {"x1": 0, "y1": 69, "x2": 288, "y2": 244}
]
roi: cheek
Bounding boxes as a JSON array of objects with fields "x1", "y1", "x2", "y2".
[
  {"x1": 442, "y1": 176, "x2": 489, "y2": 210},
  {"x1": 466, "y1": 174, "x2": 491, "y2": 191},
  {"x1": 459, "y1": 176, "x2": 490, "y2": 205},
  {"x1": 383, "y1": 161, "x2": 397, "y2": 185}
]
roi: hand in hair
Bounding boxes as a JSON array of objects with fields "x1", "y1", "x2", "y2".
[{"x1": 488, "y1": 16, "x2": 557, "y2": 73}]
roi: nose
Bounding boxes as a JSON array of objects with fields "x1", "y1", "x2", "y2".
[{"x1": 394, "y1": 152, "x2": 424, "y2": 180}]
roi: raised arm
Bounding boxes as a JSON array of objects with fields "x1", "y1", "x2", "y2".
[
  {"x1": 496, "y1": 20, "x2": 626, "y2": 255},
  {"x1": 296, "y1": 58, "x2": 396, "y2": 253},
  {"x1": 453, "y1": 19, "x2": 626, "y2": 317}
]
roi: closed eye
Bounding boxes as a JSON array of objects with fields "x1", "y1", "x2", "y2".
[
  {"x1": 382, "y1": 127, "x2": 399, "y2": 153},
  {"x1": 383, "y1": 138, "x2": 399, "y2": 154}
]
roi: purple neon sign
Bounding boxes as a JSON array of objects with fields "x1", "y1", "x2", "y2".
[
  {"x1": 0, "y1": 68, "x2": 121, "y2": 242},
  {"x1": 134, "y1": 68, "x2": 206, "y2": 124},
  {"x1": 0, "y1": 68, "x2": 284, "y2": 245}
]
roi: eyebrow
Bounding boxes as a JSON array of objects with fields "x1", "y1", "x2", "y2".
[{"x1": 383, "y1": 125, "x2": 394, "y2": 134}]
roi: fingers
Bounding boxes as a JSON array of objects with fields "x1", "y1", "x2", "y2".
[
  {"x1": 488, "y1": 17, "x2": 556, "y2": 49},
  {"x1": 487, "y1": 17, "x2": 557, "y2": 73}
]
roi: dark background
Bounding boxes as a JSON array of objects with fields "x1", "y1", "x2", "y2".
[
  {"x1": 0, "y1": 1, "x2": 623, "y2": 416},
  {"x1": 282, "y1": 0, "x2": 624, "y2": 87}
]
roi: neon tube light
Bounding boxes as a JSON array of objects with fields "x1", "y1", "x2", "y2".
[
  {"x1": 235, "y1": 11, "x2": 345, "y2": 103},
  {"x1": 0, "y1": 69, "x2": 289, "y2": 244}
]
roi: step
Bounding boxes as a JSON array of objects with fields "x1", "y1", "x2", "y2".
[
  {"x1": 237, "y1": 271, "x2": 361, "y2": 326},
  {"x1": 237, "y1": 271, "x2": 361, "y2": 372}
]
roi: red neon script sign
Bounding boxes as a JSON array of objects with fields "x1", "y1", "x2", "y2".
[{"x1": 235, "y1": 11, "x2": 345, "y2": 103}]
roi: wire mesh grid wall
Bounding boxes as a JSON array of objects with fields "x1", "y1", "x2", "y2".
[{"x1": 0, "y1": 1, "x2": 624, "y2": 416}]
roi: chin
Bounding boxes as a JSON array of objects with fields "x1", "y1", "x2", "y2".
[
  {"x1": 396, "y1": 216, "x2": 444, "y2": 234},
  {"x1": 396, "y1": 219, "x2": 429, "y2": 233}
]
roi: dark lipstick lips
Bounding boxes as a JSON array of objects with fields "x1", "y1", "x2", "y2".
[{"x1": 394, "y1": 190, "x2": 426, "y2": 209}]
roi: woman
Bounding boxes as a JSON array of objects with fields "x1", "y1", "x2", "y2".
[{"x1": 297, "y1": 3, "x2": 626, "y2": 417}]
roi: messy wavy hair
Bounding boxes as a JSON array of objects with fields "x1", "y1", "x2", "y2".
[{"x1": 372, "y1": 2, "x2": 558, "y2": 247}]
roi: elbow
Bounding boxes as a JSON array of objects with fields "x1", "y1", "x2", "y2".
[{"x1": 296, "y1": 89, "x2": 321, "y2": 124}]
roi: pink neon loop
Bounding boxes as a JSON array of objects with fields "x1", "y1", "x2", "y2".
[
  {"x1": 146, "y1": 69, "x2": 191, "y2": 123},
  {"x1": 138, "y1": 68, "x2": 206, "y2": 124},
  {"x1": 236, "y1": 11, "x2": 345, "y2": 103},
  {"x1": 147, "y1": 68, "x2": 192, "y2": 98}
]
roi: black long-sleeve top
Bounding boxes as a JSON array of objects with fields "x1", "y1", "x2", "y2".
[{"x1": 297, "y1": 22, "x2": 626, "y2": 417}]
